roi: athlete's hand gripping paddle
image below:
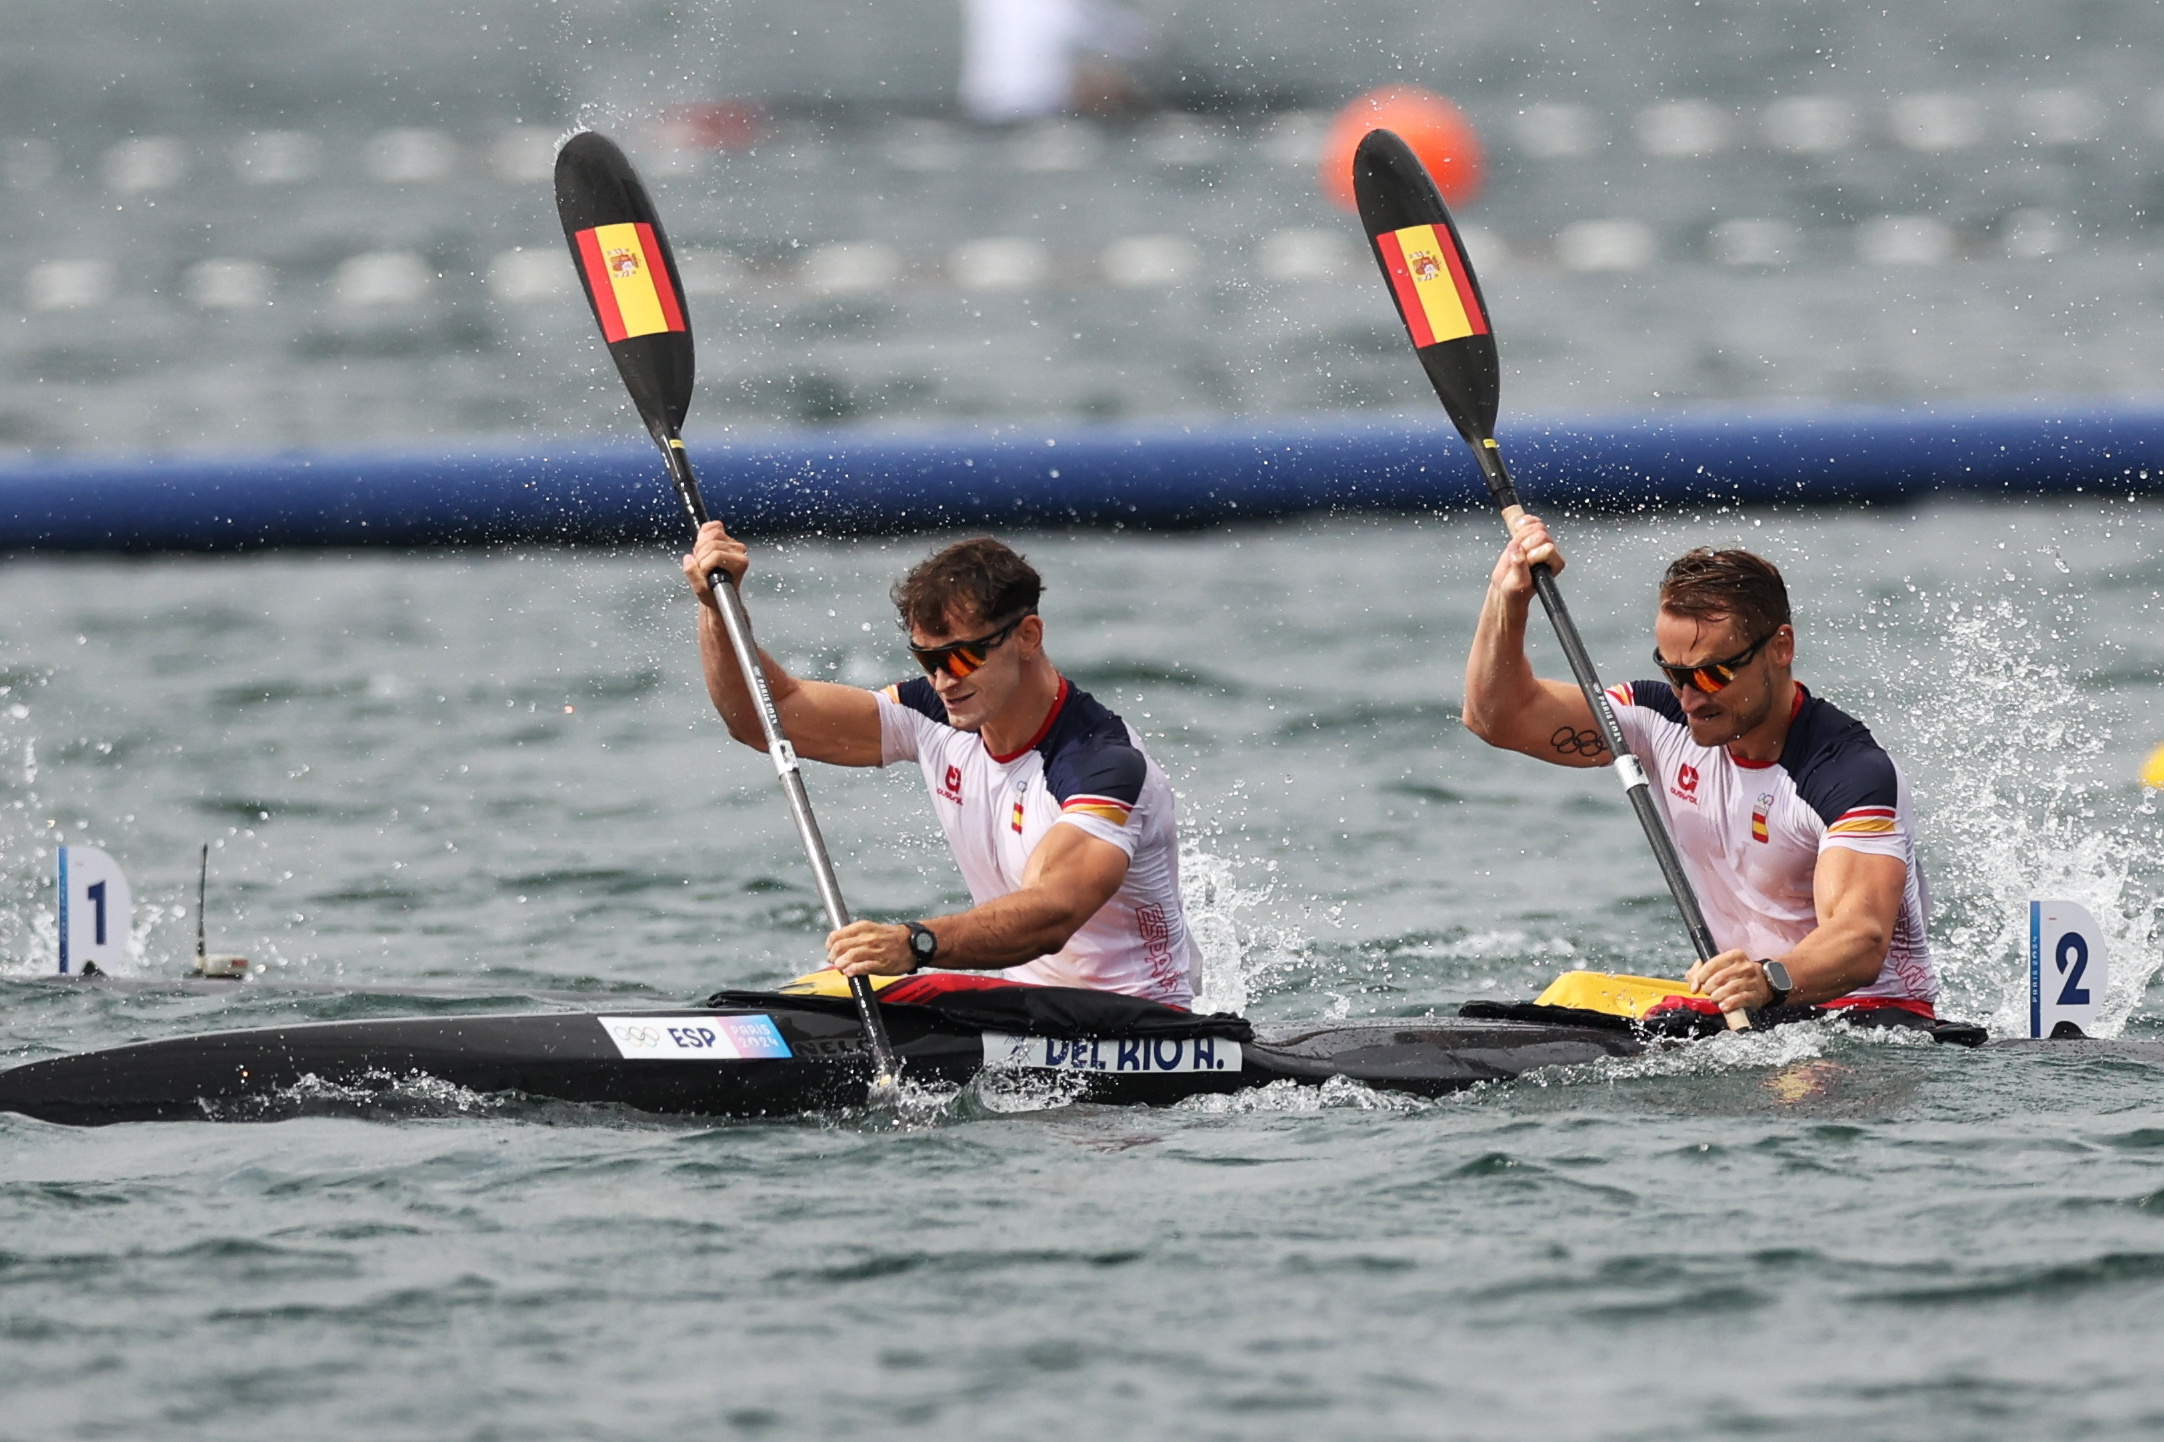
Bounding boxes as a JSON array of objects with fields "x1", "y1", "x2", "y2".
[
  {"x1": 554, "y1": 131, "x2": 906, "y2": 1094},
  {"x1": 1351, "y1": 128, "x2": 1747, "y2": 1031}
]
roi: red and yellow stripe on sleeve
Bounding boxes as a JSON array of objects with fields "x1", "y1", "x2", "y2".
[
  {"x1": 1374, "y1": 223, "x2": 1487, "y2": 348},
  {"x1": 1827, "y1": 806, "x2": 1898, "y2": 836},
  {"x1": 1061, "y1": 794, "x2": 1133, "y2": 827},
  {"x1": 573, "y1": 222, "x2": 686, "y2": 342}
]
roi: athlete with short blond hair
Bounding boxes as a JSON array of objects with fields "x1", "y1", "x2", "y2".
[{"x1": 1463, "y1": 517, "x2": 1933, "y2": 1019}]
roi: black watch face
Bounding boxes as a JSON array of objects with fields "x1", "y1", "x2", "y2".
[
  {"x1": 911, "y1": 927, "x2": 936, "y2": 959},
  {"x1": 1764, "y1": 960, "x2": 1793, "y2": 994}
]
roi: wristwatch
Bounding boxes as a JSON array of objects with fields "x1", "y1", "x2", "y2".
[
  {"x1": 1758, "y1": 958, "x2": 1794, "y2": 1008},
  {"x1": 905, "y1": 922, "x2": 939, "y2": 971}
]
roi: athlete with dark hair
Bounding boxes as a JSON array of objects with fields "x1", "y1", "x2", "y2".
[
  {"x1": 684, "y1": 522, "x2": 1200, "y2": 1005},
  {"x1": 1462, "y1": 515, "x2": 1933, "y2": 1019}
]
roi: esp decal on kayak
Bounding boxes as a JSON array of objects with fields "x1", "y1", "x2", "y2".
[
  {"x1": 598, "y1": 1015, "x2": 793, "y2": 1060},
  {"x1": 982, "y1": 1032, "x2": 1240, "y2": 1074}
]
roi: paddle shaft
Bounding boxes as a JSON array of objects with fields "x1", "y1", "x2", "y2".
[
  {"x1": 660, "y1": 435, "x2": 904, "y2": 1083},
  {"x1": 1468, "y1": 439, "x2": 1743, "y2": 1028}
]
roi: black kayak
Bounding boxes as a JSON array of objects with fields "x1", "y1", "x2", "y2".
[
  {"x1": 4, "y1": 980, "x2": 2139, "y2": 1127},
  {"x1": 0, "y1": 982, "x2": 1649, "y2": 1126}
]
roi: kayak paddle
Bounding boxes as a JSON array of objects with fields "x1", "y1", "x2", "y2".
[
  {"x1": 554, "y1": 130, "x2": 905, "y2": 1097},
  {"x1": 1351, "y1": 127, "x2": 1746, "y2": 1029}
]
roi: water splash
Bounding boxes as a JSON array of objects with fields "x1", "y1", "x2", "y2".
[
  {"x1": 1888, "y1": 591, "x2": 2163, "y2": 1036},
  {"x1": 1178, "y1": 845, "x2": 1310, "y2": 1015},
  {"x1": 1173, "y1": 1073, "x2": 1427, "y2": 1116}
]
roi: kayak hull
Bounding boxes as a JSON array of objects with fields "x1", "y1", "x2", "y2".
[{"x1": 0, "y1": 1001, "x2": 1643, "y2": 1126}]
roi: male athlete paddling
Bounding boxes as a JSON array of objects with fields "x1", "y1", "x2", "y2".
[
  {"x1": 685, "y1": 524, "x2": 1200, "y2": 1006},
  {"x1": 1463, "y1": 517, "x2": 1934, "y2": 1018}
]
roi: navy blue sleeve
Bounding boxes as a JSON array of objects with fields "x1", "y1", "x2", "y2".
[
  {"x1": 1617, "y1": 679, "x2": 1687, "y2": 724},
  {"x1": 1043, "y1": 737, "x2": 1147, "y2": 808},
  {"x1": 1795, "y1": 742, "x2": 1900, "y2": 827},
  {"x1": 887, "y1": 676, "x2": 947, "y2": 724}
]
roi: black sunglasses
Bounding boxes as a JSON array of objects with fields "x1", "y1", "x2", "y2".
[
  {"x1": 1653, "y1": 629, "x2": 1779, "y2": 694},
  {"x1": 909, "y1": 612, "x2": 1033, "y2": 679}
]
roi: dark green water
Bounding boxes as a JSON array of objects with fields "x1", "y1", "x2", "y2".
[{"x1": 3, "y1": 505, "x2": 2162, "y2": 1436}]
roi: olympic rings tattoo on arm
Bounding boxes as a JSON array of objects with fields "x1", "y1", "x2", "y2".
[{"x1": 1550, "y1": 725, "x2": 1610, "y2": 760}]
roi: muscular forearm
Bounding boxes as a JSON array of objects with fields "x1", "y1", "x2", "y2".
[
  {"x1": 922, "y1": 887, "x2": 1091, "y2": 970},
  {"x1": 697, "y1": 602, "x2": 796, "y2": 749},
  {"x1": 1776, "y1": 912, "x2": 1893, "y2": 1006},
  {"x1": 1463, "y1": 584, "x2": 1544, "y2": 742}
]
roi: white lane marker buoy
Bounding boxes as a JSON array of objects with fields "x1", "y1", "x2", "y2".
[
  {"x1": 1143, "y1": 116, "x2": 1224, "y2": 168},
  {"x1": 1635, "y1": 100, "x2": 1732, "y2": 157},
  {"x1": 675, "y1": 249, "x2": 747, "y2": 298},
  {"x1": 886, "y1": 119, "x2": 965, "y2": 173},
  {"x1": 2002, "y1": 208, "x2": 2065, "y2": 260},
  {"x1": 185, "y1": 258, "x2": 273, "y2": 310},
  {"x1": 950, "y1": 237, "x2": 1051, "y2": 292},
  {"x1": 2030, "y1": 899, "x2": 2106, "y2": 1038},
  {"x1": 56, "y1": 846, "x2": 130, "y2": 975},
  {"x1": 798, "y1": 243, "x2": 901, "y2": 296},
  {"x1": 364, "y1": 127, "x2": 458, "y2": 184},
  {"x1": 1709, "y1": 218, "x2": 1797, "y2": 268},
  {"x1": 1257, "y1": 228, "x2": 1354, "y2": 282},
  {"x1": 335, "y1": 250, "x2": 433, "y2": 308},
  {"x1": 1456, "y1": 226, "x2": 1508, "y2": 277},
  {"x1": 2019, "y1": 88, "x2": 2104, "y2": 146},
  {"x1": 486, "y1": 248, "x2": 569, "y2": 303},
  {"x1": 1262, "y1": 111, "x2": 1328, "y2": 167},
  {"x1": 25, "y1": 259, "x2": 113, "y2": 312},
  {"x1": 1761, "y1": 96, "x2": 1855, "y2": 154},
  {"x1": 231, "y1": 130, "x2": 321, "y2": 185},
  {"x1": 489, "y1": 127, "x2": 558, "y2": 184},
  {"x1": 1889, "y1": 92, "x2": 1983, "y2": 152},
  {"x1": 1856, "y1": 215, "x2": 1954, "y2": 267},
  {"x1": 1513, "y1": 103, "x2": 1601, "y2": 158},
  {"x1": 1009, "y1": 118, "x2": 1102, "y2": 172},
  {"x1": 6, "y1": 137, "x2": 57, "y2": 190},
  {"x1": 1101, "y1": 235, "x2": 1197, "y2": 288},
  {"x1": 101, "y1": 135, "x2": 187, "y2": 193},
  {"x1": 1555, "y1": 218, "x2": 1655, "y2": 273}
]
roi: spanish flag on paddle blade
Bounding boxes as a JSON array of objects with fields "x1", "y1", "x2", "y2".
[
  {"x1": 572, "y1": 222, "x2": 686, "y2": 343},
  {"x1": 1374, "y1": 222, "x2": 1488, "y2": 348}
]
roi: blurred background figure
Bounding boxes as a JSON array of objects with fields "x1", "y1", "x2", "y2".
[{"x1": 960, "y1": 0, "x2": 1152, "y2": 122}]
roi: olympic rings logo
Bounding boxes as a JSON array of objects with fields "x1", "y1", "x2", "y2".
[
  {"x1": 612, "y1": 1025, "x2": 663, "y2": 1047},
  {"x1": 1551, "y1": 726, "x2": 1607, "y2": 758}
]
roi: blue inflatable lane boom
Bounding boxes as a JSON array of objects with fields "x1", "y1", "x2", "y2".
[{"x1": 2, "y1": 405, "x2": 2161, "y2": 552}]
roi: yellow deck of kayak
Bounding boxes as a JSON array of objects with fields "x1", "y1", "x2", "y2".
[{"x1": 1533, "y1": 971, "x2": 1696, "y2": 1018}]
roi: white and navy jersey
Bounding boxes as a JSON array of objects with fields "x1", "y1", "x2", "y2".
[
  {"x1": 875, "y1": 676, "x2": 1201, "y2": 1006},
  {"x1": 1604, "y1": 680, "x2": 1935, "y2": 1003}
]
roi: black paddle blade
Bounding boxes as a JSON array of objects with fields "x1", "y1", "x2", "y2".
[
  {"x1": 1353, "y1": 128, "x2": 1500, "y2": 444},
  {"x1": 554, "y1": 130, "x2": 695, "y2": 442}
]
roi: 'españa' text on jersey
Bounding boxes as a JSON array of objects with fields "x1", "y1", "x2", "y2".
[
  {"x1": 878, "y1": 676, "x2": 1201, "y2": 1005},
  {"x1": 1604, "y1": 680, "x2": 1935, "y2": 1003}
]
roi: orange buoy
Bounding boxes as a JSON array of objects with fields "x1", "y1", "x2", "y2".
[{"x1": 1320, "y1": 86, "x2": 1484, "y2": 211}]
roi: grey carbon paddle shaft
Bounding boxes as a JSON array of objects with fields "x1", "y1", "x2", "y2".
[
  {"x1": 661, "y1": 437, "x2": 902, "y2": 1085},
  {"x1": 1472, "y1": 442, "x2": 1722, "y2": 968}
]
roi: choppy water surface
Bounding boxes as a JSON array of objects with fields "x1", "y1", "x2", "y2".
[
  {"x1": 9, "y1": 0, "x2": 2164, "y2": 451},
  {"x1": 2, "y1": 505, "x2": 2162, "y2": 1437}
]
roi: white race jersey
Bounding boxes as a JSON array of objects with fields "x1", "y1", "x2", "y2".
[
  {"x1": 1605, "y1": 680, "x2": 1935, "y2": 1004},
  {"x1": 876, "y1": 676, "x2": 1201, "y2": 1006}
]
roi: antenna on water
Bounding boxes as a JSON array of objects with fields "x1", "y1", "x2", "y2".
[{"x1": 193, "y1": 842, "x2": 249, "y2": 980}]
